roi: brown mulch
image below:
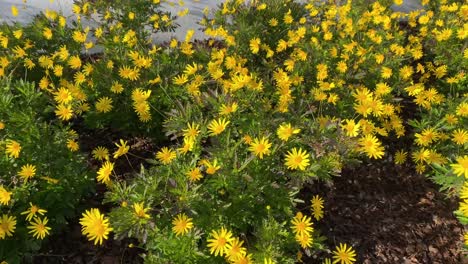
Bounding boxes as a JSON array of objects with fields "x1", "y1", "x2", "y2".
[
  {"x1": 32, "y1": 224, "x2": 143, "y2": 264},
  {"x1": 308, "y1": 163, "x2": 466, "y2": 264}
]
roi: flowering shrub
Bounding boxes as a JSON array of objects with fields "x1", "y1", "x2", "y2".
[
  {"x1": 0, "y1": 79, "x2": 93, "y2": 262},
  {"x1": 0, "y1": 0, "x2": 466, "y2": 263}
]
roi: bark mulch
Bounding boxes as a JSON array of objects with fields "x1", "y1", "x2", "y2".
[{"x1": 309, "y1": 163, "x2": 466, "y2": 264}]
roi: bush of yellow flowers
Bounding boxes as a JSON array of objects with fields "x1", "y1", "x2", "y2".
[
  {"x1": 0, "y1": 79, "x2": 93, "y2": 262},
  {"x1": 0, "y1": 0, "x2": 466, "y2": 263}
]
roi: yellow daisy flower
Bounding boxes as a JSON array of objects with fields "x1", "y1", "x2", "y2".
[
  {"x1": 97, "y1": 161, "x2": 114, "y2": 184},
  {"x1": 0, "y1": 186, "x2": 12, "y2": 206},
  {"x1": 0, "y1": 214, "x2": 16, "y2": 239},
  {"x1": 18, "y1": 164, "x2": 36, "y2": 181},
  {"x1": 27, "y1": 217, "x2": 51, "y2": 240},
  {"x1": 92, "y1": 146, "x2": 109, "y2": 161},
  {"x1": 133, "y1": 202, "x2": 150, "y2": 219},
  {"x1": 156, "y1": 147, "x2": 177, "y2": 164},
  {"x1": 284, "y1": 148, "x2": 310, "y2": 170},
  {"x1": 21, "y1": 203, "x2": 47, "y2": 221},
  {"x1": 80, "y1": 208, "x2": 113, "y2": 245},
  {"x1": 277, "y1": 123, "x2": 301, "y2": 141},
  {"x1": 451, "y1": 155, "x2": 468, "y2": 178},
  {"x1": 248, "y1": 137, "x2": 272, "y2": 159},
  {"x1": 5, "y1": 140, "x2": 21, "y2": 159},
  {"x1": 208, "y1": 118, "x2": 230, "y2": 136},
  {"x1": 332, "y1": 243, "x2": 356, "y2": 264},
  {"x1": 172, "y1": 213, "x2": 194, "y2": 236},
  {"x1": 207, "y1": 227, "x2": 234, "y2": 257},
  {"x1": 113, "y1": 139, "x2": 130, "y2": 159}
]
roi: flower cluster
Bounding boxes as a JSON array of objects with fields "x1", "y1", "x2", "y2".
[{"x1": 0, "y1": 0, "x2": 466, "y2": 262}]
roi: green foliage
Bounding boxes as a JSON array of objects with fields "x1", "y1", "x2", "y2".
[
  {"x1": 0, "y1": 0, "x2": 466, "y2": 262},
  {"x1": 0, "y1": 79, "x2": 93, "y2": 261}
]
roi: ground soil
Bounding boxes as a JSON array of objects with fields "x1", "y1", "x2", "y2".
[
  {"x1": 33, "y1": 138, "x2": 466, "y2": 263},
  {"x1": 307, "y1": 163, "x2": 466, "y2": 264}
]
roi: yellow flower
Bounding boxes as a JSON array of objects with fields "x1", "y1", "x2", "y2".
[
  {"x1": 207, "y1": 227, "x2": 234, "y2": 257},
  {"x1": 172, "y1": 213, "x2": 193, "y2": 236},
  {"x1": 53, "y1": 65, "x2": 63, "y2": 77},
  {"x1": 456, "y1": 102, "x2": 468, "y2": 117},
  {"x1": 92, "y1": 146, "x2": 109, "y2": 161},
  {"x1": 0, "y1": 186, "x2": 12, "y2": 206},
  {"x1": 336, "y1": 61, "x2": 348, "y2": 73},
  {"x1": 43, "y1": 28, "x2": 53, "y2": 40},
  {"x1": 249, "y1": 38, "x2": 261, "y2": 54},
  {"x1": 285, "y1": 148, "x2": 310, "y2": 170},
  {"x1": 277, "y1": 123, "x2": 301, "y2": 141},
  {"x1": 269, "y1": 18, "x2": 278, "y2": 27},
  {"x1": 118, "y1": 66, "x2": 140, "y2": 81},
  {"x1": 173, "y1": 74, "x2": 189, "y2": 85},
  {"x1": 113, "y1": 139, "x2": 130, "y2": 159},
  {"x1": 182, "y1": 122, "x2": 200, "y2": 140},
  {"x1": 296, "y1": 232, "x2": 313, "y2": 249},
  {"x1": 72, "y1": 30, "x2": 87, "y2": 43},
  {"x1": 186, "y1": 167, "x2": 203, "y2": 182},
  {"x1": 110, "y1": 81, "x2": 124, "y2": 94},
  {"x1": 399, "y1": 65, "x2": 413, "y2": 80},
  {"x1": 21, "y1": 203, "x2": 47, "y2": 221},
  {"x1": 19, "y1": 164, "x2": 36, "y2": 181},
  {"x1": 452, "y1": 129, "x2": 468, "y2": 145},
  {"x1": 415, "y1": 128, "x2": 439, "y2": 147},
  {"x1": 460, "y1": 200, "x2": 468, "y2": 216},
  {"x1": 5, "y1": 140, "x2": 21, "y2": 159},
  {"x1": 219, "y1": 102, "x2": 238, "y2": 116},
  {"x1": 133, "y1": 202, "x2": 150, "y2": 219},
  {"x1": 55, "y1": 104, "x2": 74, "y2": 121},
  {"x1": 67, "y1": 139, "x2": 79, "y2": 152},
  {"x1": 13, "y1": 29, "x2": 23, "y2": 39},
  {"x1": 412, "y1": 148, "x2": 430, "y2": 164},
  {"x1": 257, "y1": 3, "x2": 267, "y2": 10},
  {"x1": 381, "y1": 67, "x2": 392, "y2": 79},
  {"x1": 225, "y1": 237, "x2": 246, "y2": 262},
  {"x1": 68, "y1": 55, "x2": 82, "y2": 69},
  {"x1": 460, "y1": 182, "x2": 468, "y2": 200},
  {"x1": 310, "y1": 195, "x2": 324, "y2": 221},
  {"x1": 291, "y1": 212, "x2": 313, "y2": 237},
  {"x1": 178, "y1": 137, "x2": 194, "y2": 154},
  {"x1": 27, "y1": 217, "x2": 51, "y2": 240},
  {"x1": 208, "y1": 118, "x2": 230, "y2": 136},
  {"x1": 203, "y1": 159, "x2": 221, "y2": 175},
  {"x1": 341, "y1": 119, "x2": 360, "y2": 137},
  {"x1": 183, "y1": 63, "x2": 200, "y2": 76},
  {"x1": 248, "y1": 137, "x2": 272, "y2": 159},
  {"x1": 97, "y1": 161, "x2": 114, "y2": 184},
  {"x1": 451, "y1": 155, "x2": 468, "y2": 178},
  {"x1": 358, "y1": 135, "x2": 384, "y2": 159},
  {"x1": 80, "y1": 208, "x2": 113, "y2": 245},
  {"x1": 394, "y1": 0, "x2": 403, "y2": 5},
  {"x1": 95, "y1": 97, "x2": 113, "y2": 113},
  {"x1": 156, "y1": 147, "x2": 177, "y2": 164},
  {"x1": 332, "y1": 243, "x2": 356, "y2": 264},
  {"x1": 11, "y1": 5, "x2": 18, "y2": 16},
  {"x1": 394, "y1": 150, "x2": 407, "y2": 165},
  {"x1": 235, "y1": 253, "x2": 254, "y2": 264},
  {"x1": 0, "y1": 214, "x2": 16, "y2": 239}
]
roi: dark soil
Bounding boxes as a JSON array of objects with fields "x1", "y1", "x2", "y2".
[
  {"x1": 31, "y1": 223, "x2": 143, "y2": 264},
  {"x1": 307, "y1": 163, "x2": 466, "y2": 264}
]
